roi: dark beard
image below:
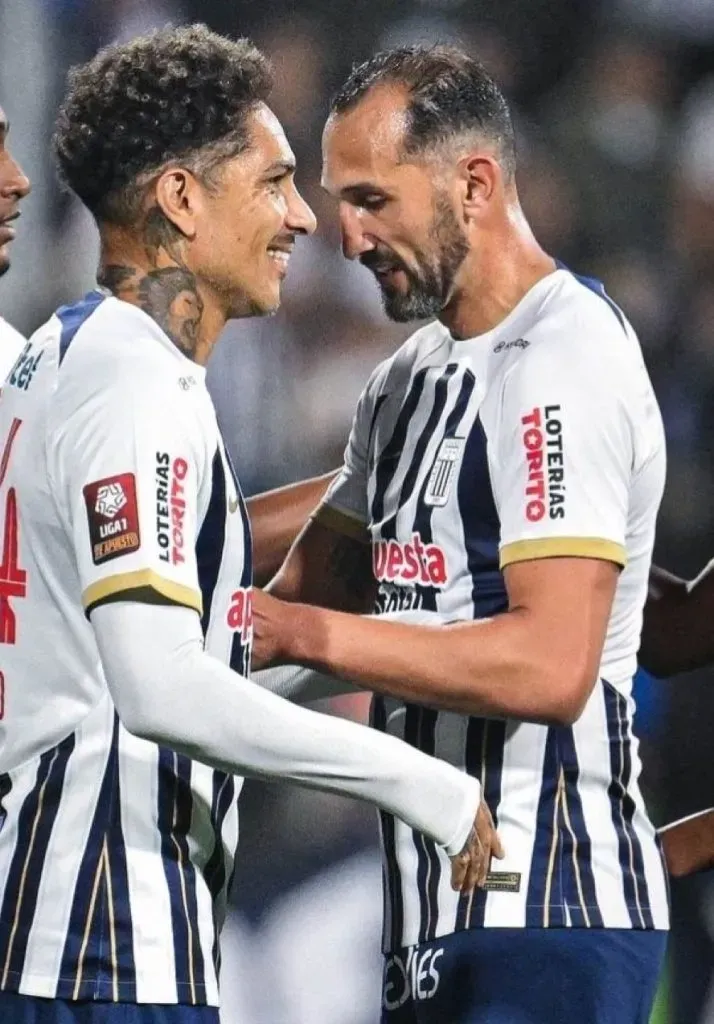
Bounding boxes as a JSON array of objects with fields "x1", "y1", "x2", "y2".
[{"x1": 366, "y1": 195, "x2": 469, "y2": 323}]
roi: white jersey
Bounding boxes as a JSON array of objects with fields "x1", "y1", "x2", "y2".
[
  {"x1": 0, "y1": 291, "x2": 252, "y2": 1004},
  {"x1": 0, "y1": 318, "x2": 26, "y2": 382},
  {"x1": 320, "y1": 267, "x2": 670, "y2": 950}
]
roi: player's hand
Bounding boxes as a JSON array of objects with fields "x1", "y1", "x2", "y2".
[
  {"x1": 251, "y1": 588, "x2": 300, "y2": 671},
  {"x1": 450, "y1": 798, "x2": 505, "y2": 893}
]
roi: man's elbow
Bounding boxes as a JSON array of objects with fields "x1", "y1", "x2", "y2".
[{"x1": 535, "y1": 663, "x2": 595, "y2": 727}]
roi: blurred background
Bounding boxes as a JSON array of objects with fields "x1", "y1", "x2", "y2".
[{"x1": 2, "y1": 0, "x2": 714, "y2": 1020}]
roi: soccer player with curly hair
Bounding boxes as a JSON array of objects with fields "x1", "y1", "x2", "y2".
[{"x1": 0, "y1": 26, "x2": 497, "y2": 1024}]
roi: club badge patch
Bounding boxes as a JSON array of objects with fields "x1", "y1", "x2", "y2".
[{"x1": 83, "y1": 473, "x2": 140, "y2": 565}]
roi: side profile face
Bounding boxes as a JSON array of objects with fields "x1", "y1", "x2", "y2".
[
  {"x1": 321, "y1": 86, "x2": 469, "y2": 322},
  {"x1": 189, "y1": 103, "x2": 316, "y2": 318},
  {"x1": 0, "y1": 108, "x2": 31, "y2": 278}
]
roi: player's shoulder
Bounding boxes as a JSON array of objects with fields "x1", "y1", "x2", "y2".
[
  {"x1": 0, "y1": 316, "x2": 27, "y2": 380},
  {"x1": 492, "y1": 267, "x2": 640, "y2": 383}
]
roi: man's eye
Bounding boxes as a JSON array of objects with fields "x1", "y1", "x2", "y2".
[{"x1": 362, "y1": 196, "x2": 387, "y2": 212}]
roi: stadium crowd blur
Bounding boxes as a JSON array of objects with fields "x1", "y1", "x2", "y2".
[{"x1": 2, "y1": 0, "x2": 714, "y2": 1020}]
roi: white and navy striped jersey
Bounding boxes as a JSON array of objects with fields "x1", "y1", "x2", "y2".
[
  {"x1": 320, "y1": 267, "x2": 670, "y2": 951},
  {"x1": 0, "y1": 291, "x2": 252, "y2": 1003},
  {"x1": 0, "y1": 317, "x2": 25, "y2": 382}
]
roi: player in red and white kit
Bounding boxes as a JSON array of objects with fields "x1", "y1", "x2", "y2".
[{"x1": 0, "y1": 28, "x2": 496, "y2": 1024}]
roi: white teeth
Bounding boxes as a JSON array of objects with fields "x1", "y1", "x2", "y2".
[{"x1": 268, "y1": 250, "x2": 290, "y2": 267}]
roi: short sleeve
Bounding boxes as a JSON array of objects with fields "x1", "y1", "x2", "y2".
[
  {"x1": 315, "y1": 362, "x2": 389, "y2": 540},
  {"x1": 48, "y1": 374, "x2": 208, "y2": 616},
  {"x1": 491, "y1": 342, "x2": 632, "y2": 570}
]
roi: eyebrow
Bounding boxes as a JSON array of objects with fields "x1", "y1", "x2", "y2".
[
  {"x1": 332, "y1": 182, "x2": 389, "y2": 200},
  {"x1": 262, "y1": 159, "x2": 296, "y2": 177}
]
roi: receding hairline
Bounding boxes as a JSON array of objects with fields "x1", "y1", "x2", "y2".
[{"x1": 324, "y1": 83, "x2": 510, "y2": 174}]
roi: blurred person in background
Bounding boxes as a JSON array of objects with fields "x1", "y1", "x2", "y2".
[
  {"x1": 0, "y1": 106, "x2": 31, "y2": 377},
  {"x1": 253, "y1": 44, "x2": 669, "y2": 1024},
  {"x1": 0, "y1": 25, "x2": 499, "y2": 1024}
]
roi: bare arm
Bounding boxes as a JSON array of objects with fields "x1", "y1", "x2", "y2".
[
  {"x1": 640, "y1": 560, "x2": 714, "y2": 677},
  {"x1": 254, "y1": 556, "x2": 618, "y2": 727},
  {"x1": 246, "y1": 471, "x2": 337, "y2": 587},
  {"x1": 267, "y1": 513, "x2": 377, "y2": 613}
]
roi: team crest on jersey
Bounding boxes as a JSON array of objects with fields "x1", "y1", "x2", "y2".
[
  {"x1": 83, "y1": 473, "x2": 140, "y2": 564},
  {"x1": 424, "y1": 437, "x2": 465, "y2": 507}
]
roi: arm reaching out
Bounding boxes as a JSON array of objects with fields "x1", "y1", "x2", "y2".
[{"x1": 92, "y1": 601, "x2": 503, "y2": 889}]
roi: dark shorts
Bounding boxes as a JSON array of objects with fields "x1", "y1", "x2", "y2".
[
  {"x1": 0, "y1": 992, "x2": 219, "y2": 1024},
  {"x1": 381, "y1": 927, "x2": 667, "y2": 1024}
]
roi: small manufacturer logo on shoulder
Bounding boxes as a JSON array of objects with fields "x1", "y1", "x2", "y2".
[
  {"x1": 178, "y1": 375, "x2": 198, "y2": 391},
  {"x1": 494, "y1": 337, "x2": 530, "y2": 354}
]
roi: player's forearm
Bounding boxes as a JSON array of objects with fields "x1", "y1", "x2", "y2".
[
  {"x1": 92, "y1": 602, "x2": 478, "y2": 853},
  {"x1": 640, "y1": 561, "x2": 714, "y2": 677},
  {"x1": 247, "y1": 471, "x2": 337, "y2": 586},
  {"x1": 283, "y1": 603, "x2": 590, "y2": 726}
]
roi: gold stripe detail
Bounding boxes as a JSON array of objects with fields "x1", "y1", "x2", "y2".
[
  {"x1": 1, "y1": 748, "x2": 61, "y2": 988},
  {"x1": 72, "y1": 842, "x2": 106, "y2": 999},
  {"x1": 103, "y1": 839, "x2": 119, "y2": 1001},
  {"x1": 169, "y1": 751, "x2": 197, "y2": 1005},
  {"x1": 559, "y1": 769, "x2": 591, "y2": 927},
  {"x1": 82, "y1": 569, "x2": 202, "y2": 616},
  {"x1": 313, "y1": 504, "x2": 370, "y2": 542},
  {"x1": 500, "y1": 537, "x2": 627, "y2": 570},
  {"x1": 543, "y1": 770, "x2": 563, "y2": 928}
]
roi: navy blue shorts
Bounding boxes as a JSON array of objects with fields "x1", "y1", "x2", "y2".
[
  {"x1": 381, "y1": 927, "x2": 667, "y2": 1024},
  {"x1": 0, "y1": 992, "x2": 219, "y2": 1024}
]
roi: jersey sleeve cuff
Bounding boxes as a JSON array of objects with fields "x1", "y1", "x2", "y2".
[
  {"x1": 313, "y1": 503, "x2": 370, "y2": 542},
  {"x1": 499, "y1": 537, "x2": 627, "y2": 569},
  {"x1": 83, "y1": 569, "x2": 203, "y2": 617}
]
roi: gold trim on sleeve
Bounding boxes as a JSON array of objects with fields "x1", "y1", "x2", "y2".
[
  {"x1": 82, "y1": 569, "x2": 203, "y2": 616},
  {"x1": 313, "y1": 504, "x2": 370, "y2": 543},
  {"x1": 499, "y1": 537, "x2": 627, "y2": 569}
]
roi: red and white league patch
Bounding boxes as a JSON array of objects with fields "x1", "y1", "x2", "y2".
[{"x1": 83, "y1": 473, "x2": 141, "y2": 565}]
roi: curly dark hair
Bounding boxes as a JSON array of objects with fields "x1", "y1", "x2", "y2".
[
  {"x1": 53, "y1": 24, "x2": 273, "y2": 224},
  {"x1": 330, "y1": 46, "x2": 516, "y2": 179}
]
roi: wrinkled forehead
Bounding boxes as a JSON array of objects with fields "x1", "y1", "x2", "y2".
[{"x1": 321, "y1": 87, "x2": 411, "y2": 193}]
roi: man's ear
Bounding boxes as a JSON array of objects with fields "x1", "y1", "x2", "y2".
[
  {"x1": 457, "y1": 153, "x2": 500, "y2": 221},
  {"x1": 152, "y1": 167, "x2": 201, "y2": 241}
]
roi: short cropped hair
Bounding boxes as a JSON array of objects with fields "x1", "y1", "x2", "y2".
[
  {"x1": 54, "y1": 24, "x2": 272, "y2": 224},
  {"x1": 330, "y1": 45, "x2": 516, "y2": 178}
]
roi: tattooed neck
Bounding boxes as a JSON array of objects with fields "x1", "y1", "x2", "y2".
[{"x1": 98, "y1": 205, "x2": 206, "y2": 363}]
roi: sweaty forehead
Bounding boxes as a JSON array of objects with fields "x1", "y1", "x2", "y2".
[{"x1": 322, "y1": 87, "x2": 411, "y2": 190}]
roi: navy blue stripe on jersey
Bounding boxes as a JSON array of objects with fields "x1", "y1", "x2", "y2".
[
  {"x1": 526, "y1": 728, "x2": 565, "y2": 927},
  {"x1": 371, "y1": 368, "x2": 429, "y2": 525},
  {"x1": 56, "y1": 719, "x2": 134, "y2": 1000},
  {"x1": 402, "y1": 704, "x2": 432, "y2": 941},
  {"x1": 558, "y1": 728, "x2": 603, "y2": 927},
  {"x1": 380, "y1": 365, "x2": 458, "y2": 541},
  {"x1": 56, "y1": 291, "x2": 106, "y2": 366},
  {"x1": 157, "y1": 749, "x2": 207, "y2": 1005},
  {"x1": 456, "y1": 415, "x2": 508, "y2": 618},
  {"x1": 195, "y1": 449, "x2": 226, "y2": 638},
  {"x1": 455, "y1": 716, "x2": 486, "y2": 931},
  {"x1": 203, "y1": 773, "x2": 235, "y2": 976},
  {"x1": 372, "y1": 696, "x2": 403, "y2": 952},
  {"x1": 366, "y1": 393, "x2": 389, "y2": 461},
  {"x1": 604, "y1": 683, "x2": 654, "y2": 929},
  {"x1": 556, "y1": 261, "x2": 627, "y2": 335},
  {"x1": 227, "y1": 454, "x2": 253, "y2": 677},
  {"x1": 466, "y1": 719, "x2": 508, "y2": 929},
  {"x1": 0, "y1": 732, "x2": 76, "y2": 990},
  {"x1": 414, "y1": 707, "x2": 440, "y2": 943}
]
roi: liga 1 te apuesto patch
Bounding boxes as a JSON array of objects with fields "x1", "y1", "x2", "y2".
[{"x1": 83, "y1": 473, "x2": 141, "y2": 565}]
